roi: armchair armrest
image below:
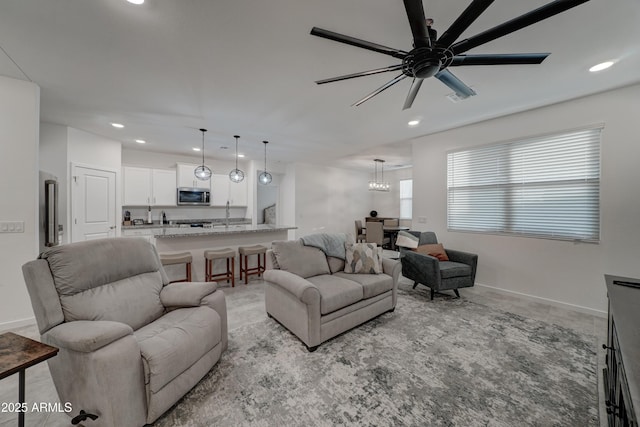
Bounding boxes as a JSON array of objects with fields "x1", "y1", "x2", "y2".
[
  {"x1": 160, "y1": 281, "x2": 218, "y2": 308},
  {"x1": 43, "y1": 320, "x2": 133, "y2": 353},
  {"x1": 263, "y1": 270, "x2": 320, "y2": 305},
  {"x1": 401, "y1": 250, "x2": 442, "y2": 286}
]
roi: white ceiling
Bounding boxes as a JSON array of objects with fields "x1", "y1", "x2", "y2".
[{"x1": 1, "y1": 0, "x2": 639, "y2": 171}]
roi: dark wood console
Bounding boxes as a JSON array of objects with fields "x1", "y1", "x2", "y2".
[{"x1": 604, "y1": 275, "x2": 639, "y2": 426}]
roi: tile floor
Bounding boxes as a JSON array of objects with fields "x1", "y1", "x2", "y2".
[{"x1": 0, "y1": 278, "x2": 607, "y2": 426}]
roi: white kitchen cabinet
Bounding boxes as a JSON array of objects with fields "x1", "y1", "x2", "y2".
[
  {"x1": 152, "y1": 169, "x2": 177, "y2": 205},
  {"x1": 122, "y1": 166, "x2": 176, "y2": 206},
  {"x1": 177, "y1": 163, "x2": 211, "y2": 189},
  {"x1": 211, "y1": 173, "x2": 247, "y2": 206}
]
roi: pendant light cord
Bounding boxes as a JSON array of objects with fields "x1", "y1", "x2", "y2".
[
  {"x1": 200, "y1": 128, "x2": 207, "y2": 167},
  {"x1": 234, "y1": 135, "x2": 240, "y2": 169}
]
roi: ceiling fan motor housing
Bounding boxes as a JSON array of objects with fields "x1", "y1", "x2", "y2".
[{"x1": 403, "y1": 47, "x2": 443, "y2": 78}]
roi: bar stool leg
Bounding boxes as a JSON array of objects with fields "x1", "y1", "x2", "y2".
[
  {"x1": 231, "y1": 256, "x2": 235, "y2": 287},
  {"x1": 186, "y1": 262, "x2": 192, "y2": 282}
]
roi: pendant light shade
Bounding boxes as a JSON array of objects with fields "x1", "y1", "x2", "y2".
[
  {"x1": 194, "y1": 128, "x2": 212, "y2": 181},
  {"x1": 368, "y1": 158, "x2": 390, "y2": 191},
  {"x1": 258, "y1": 140, "x2": 272, "y2": 185},
  {"x1": 229, "y1": 135, "x2": 245, "y2": 183}
]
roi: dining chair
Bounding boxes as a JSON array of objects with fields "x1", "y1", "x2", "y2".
[
  {"x1": 365, "y1": 221, "x2": 390, "y2": 247},
  {"x1": 355, "y1": 220, "x2": 366, "y2": 242}
]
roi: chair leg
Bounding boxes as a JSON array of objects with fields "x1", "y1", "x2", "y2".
[
  {"x1": 412, "y1": 281, "x2": 418, "y2": 289},
  {"x1": 453, "y1": 289, "x2": 460, "y2": 298},
  {"x1": 430, "y1": 288, "x2": 435, "y2": 300},
  {"x1": 186, "y1": 262, "x2": 192, "y2": 282},
  {"x1": 231, "y1": 256, "x2": 235, "y2": 287}
]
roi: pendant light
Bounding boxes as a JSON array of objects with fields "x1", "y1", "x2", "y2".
[
  {"x1": 368, "y1": 158, "x2": 390, "y2": 191},
  {"x1": 194, "y1": 128, "x2": 212, "y2": 181},
  {"x1": 258, "y1": 140, "x2": 272, "y2": 185},
  {"x1": 229, "y1": 135, "x2": 245, "y2": 183}
]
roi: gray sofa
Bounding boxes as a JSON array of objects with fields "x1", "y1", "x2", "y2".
[
  {"x1": 264, "y1": 238, "x2": 401, "y2": 351},
  {"x1": 21, "y1": 238, "x2": 227, "y2": 427}
]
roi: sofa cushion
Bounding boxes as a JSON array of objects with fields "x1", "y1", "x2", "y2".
[
  {"x1": 344, "y1": 243, "x2": 382, "y2": 274},
  {"x1": 439, "y1": 261, "x2": 472, "y2": 279},
  {"x1": 333, "y1": 272, "x2": 393, "y2": 299},
  {"x1": 306, "y1": 274, "x2": 363, "y2": 315},
  {"x1": 272, "y1": 240, "x2": 330, "y2": 279},
  {"x1": 134, "y1": 306, "x2": 221, "y2": 394}
]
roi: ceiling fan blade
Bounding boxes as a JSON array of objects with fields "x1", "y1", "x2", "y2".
[
  {"x1": 450, "y1": 53, "x2": 549, "y2": 66},
  {"x1": 451, "y1": 0, "x2": 590, "y2": 55},
  {"x1": 310, "y1": 27, "x2": 408, "y2": 59},
  {"x1": 315, "y1": 64, "x2": 404, "y2": 85},
  {"x1": 403, "y1": 78, "x2": 424, "y2": 110},
  {"x1": 403, "y1": 0, "x2": 431, "y2": 48},
  {"x1": 434, "y1": 70, "x2": 477, "y2": 99},
  {"x1": 437, "y1": 0, "x2": 495, "y2": 48},
  {"x1": 352, "y1": 74, "x2": 408, "y2": 107}
]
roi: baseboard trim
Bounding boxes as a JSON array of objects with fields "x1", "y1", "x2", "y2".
[
  {"x1": 0, "y1": 316, "x2": 36, "y2": 332},
  {"x1": 474, "y1": 283, "x2": 607, "y2": 318}
]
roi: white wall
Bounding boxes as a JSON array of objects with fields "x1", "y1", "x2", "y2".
[
  {"x1": 292, "y1": 163, "x2": 373, "y2": 239},
  {"x1": 411, "y1": 84, "x2": 640, "y2": 314},
  {"x1": 0, "y1": 76, "x2": 40, "y2": 329}
]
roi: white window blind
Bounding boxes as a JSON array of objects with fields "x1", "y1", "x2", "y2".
[
  {"x1": 400, "y1": 179, "x2": 413, "y2": 219},
  {"x1": 447, "y1": 127, "x2": 601, "y2": 242}
]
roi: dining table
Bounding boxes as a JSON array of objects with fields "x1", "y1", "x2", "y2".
[{"x1": 383, "y1": 225, "x2": 410, "y2": 250}]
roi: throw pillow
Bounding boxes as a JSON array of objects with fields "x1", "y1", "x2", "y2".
[
  {"x1": 414, "y1": 243, "x2": 449, "y2": 261},
  {"x1": 271, "y1": 240, "x2": 330, "y2": 278},
  {"x1": 344, "y1": 243, "x2": 383, "y2": 274},
  {"x1": 395, "y1": 230, "x2": 419, "y2": 249}
]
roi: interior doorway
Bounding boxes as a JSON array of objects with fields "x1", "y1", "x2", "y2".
[{"x1": 256, "y1": 172, "x2": 280, "y2": 224}]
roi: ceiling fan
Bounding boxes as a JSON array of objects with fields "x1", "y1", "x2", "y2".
[{"x1": 311, "y1": 0, "x2": 590, "y2": 110}]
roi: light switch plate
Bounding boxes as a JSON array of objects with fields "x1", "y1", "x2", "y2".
[{"x1": 0, "y1": 221, "x2": 25, "y2": 233}]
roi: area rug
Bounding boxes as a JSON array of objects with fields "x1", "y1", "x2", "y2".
[{"x1": 154, "y1": 286, "x2": 598, "y2": 427}]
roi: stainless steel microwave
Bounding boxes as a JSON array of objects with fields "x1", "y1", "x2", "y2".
[{"x1": 177, "y1": 187, "x2": 210, "y2": 206}]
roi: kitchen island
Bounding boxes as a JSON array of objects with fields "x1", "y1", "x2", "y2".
[{"x1": 152, "y1": 224, "x2": 296, "y2": 283}]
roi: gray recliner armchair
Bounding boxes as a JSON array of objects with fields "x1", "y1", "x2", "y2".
[
  {"x1": 400, "y1": 231, "x2": 478, "y2": 300},
  {"x1": 21, "y1": 238, "x2": 228, "y2": 427}
]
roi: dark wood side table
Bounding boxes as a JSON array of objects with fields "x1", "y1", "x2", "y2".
[{"x1": 0, "y1": 332, "x2": 58, "y2": 427}]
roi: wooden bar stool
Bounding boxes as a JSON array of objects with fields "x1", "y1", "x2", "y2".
[
  {"x1": 238, "y1": 245, "x2": 267, "y2": 284},
  {"x1": 204, "y1": 248, "x2": 236, "y2": 287},
  {"x1": 159, "y1": 252, "x2": 192, "y2": 283}
]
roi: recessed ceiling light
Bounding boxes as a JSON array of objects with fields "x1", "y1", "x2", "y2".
[
  {"x1": 408, "y1": 120, "x2": 420, "y2": 126},
  {"x1": 111, "y1": 123, "x2": 124, "y2": 128},
  {"x1": 135, "y1": 139, "x2": 146, "y2": 144},
  {"x1": 589, "y1": 61, "x2": 614, "y2": 72},
  {"x1": 126, "y1": 0, "x2": 144, "y2": 4},
  {"x1": 192, "y1": 147, "x2": 201, "y2": 152},
  {"x1": 237, "y1": 154, "x2": 245, "y2": 158}
]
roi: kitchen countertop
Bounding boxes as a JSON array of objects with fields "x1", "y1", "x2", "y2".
[{"x1": 153, "y1": 224, "x2": 296, "y2": 238}]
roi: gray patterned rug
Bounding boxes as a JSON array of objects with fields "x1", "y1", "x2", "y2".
[{"x1": 154, "y1": 286, "x2": 598, "y2": 427}]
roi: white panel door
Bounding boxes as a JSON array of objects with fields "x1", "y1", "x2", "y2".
[{"x1": 72, "y1": 165, "x2": 117, "y2": 242}]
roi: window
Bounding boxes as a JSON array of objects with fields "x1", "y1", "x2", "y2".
[
  {"x1": 447, "y1": 127, "x2": 601, "y2": 242},
  {"x1": 400, "y1": 179, "x2": 413, "y2": 219}
]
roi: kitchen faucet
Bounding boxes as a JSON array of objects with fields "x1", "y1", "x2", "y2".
[{"x1": 225, "y1": 201, "x2": 230, "y2": 227}]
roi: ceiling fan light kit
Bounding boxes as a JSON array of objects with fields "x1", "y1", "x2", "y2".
[
  {"x1": 311, "y1": 0, "x2": 590, "y2": 109},
  {"x1": 369, "y1": 159, "x2": 390, "y2": 192},
  {"x1": 229, "y1": 135, "x2": 245, "y2": 183},
  {"x1": 194, "y1": 128, "x2": 212, "y2": 181}
]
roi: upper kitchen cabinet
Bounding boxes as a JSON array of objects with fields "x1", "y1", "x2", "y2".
[
  {"x1": 177, "y1": 163, "x2": 211, "y2": 189},
  {"x1": 211, "y1": 173, "x2": 247, "y2": 206},
  {"x1": 123, "y1": 166, "x2": 176, "y2": 206}
]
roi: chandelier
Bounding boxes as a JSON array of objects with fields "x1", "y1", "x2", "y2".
[
  {"x1": 229, "y1": 135, "x2": 245, "y2": 183},
  {"x1": 369, "y1": 159, "x2": 390, "y2": 192},
  {"x1": 194, "y1": 128, "x2": 212, "y2": 180}
]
